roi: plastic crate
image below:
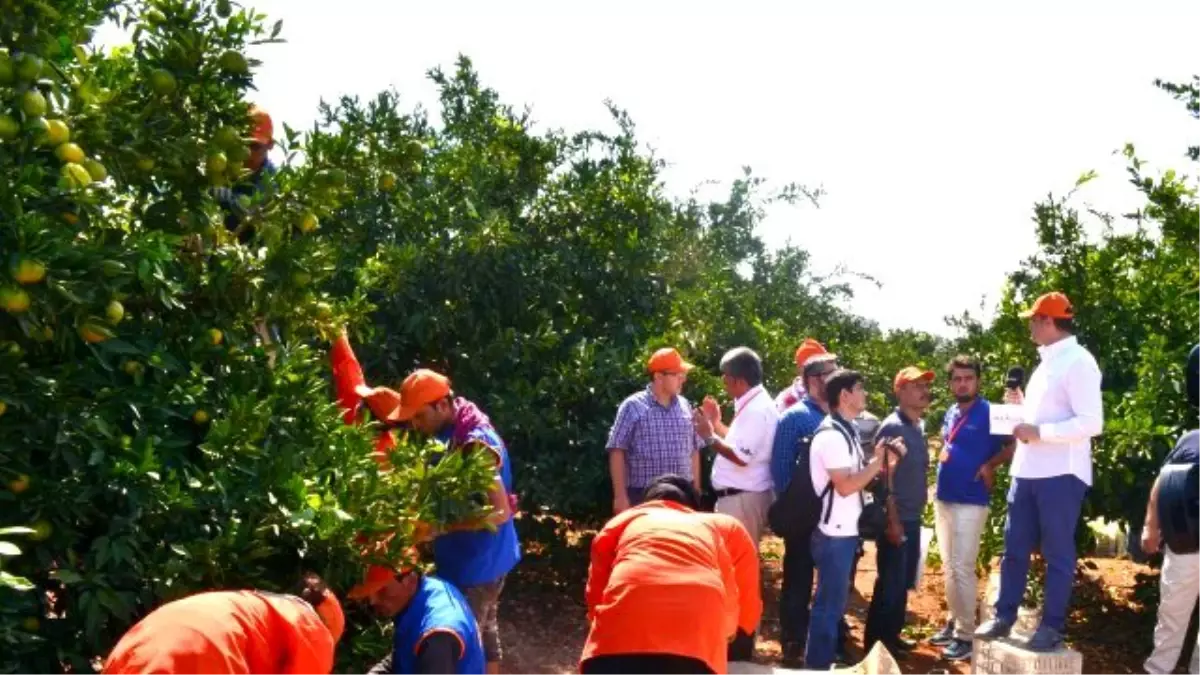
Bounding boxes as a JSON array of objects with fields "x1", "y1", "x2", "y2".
[{"x1": 971, "y1": 637, "x2": 1083, "y2": 674}]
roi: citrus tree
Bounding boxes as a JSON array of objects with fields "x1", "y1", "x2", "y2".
[{"x1": 0, "y1": 2, "x2": 492, "y2": 672}]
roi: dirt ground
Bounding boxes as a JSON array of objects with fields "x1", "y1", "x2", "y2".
[{"x1": 497, "y1": 526, "x2": 1166, "y2": 674}]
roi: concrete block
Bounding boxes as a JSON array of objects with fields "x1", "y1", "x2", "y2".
[{"x1": 971, "y1": 638, "x2": 1083, "y2": 674}]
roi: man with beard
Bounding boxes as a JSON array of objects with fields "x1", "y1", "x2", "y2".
[{"x1": 929, "y1": 355, "x2": 1014, "y2": 661}]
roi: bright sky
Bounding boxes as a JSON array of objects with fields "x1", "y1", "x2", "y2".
[{"x1": 100, "y1": 1, "x2": 1199, "y2": 337}]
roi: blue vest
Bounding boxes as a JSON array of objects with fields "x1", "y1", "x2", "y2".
[
  {"x1": 393, "y1": 576, "x2": 486, "y2": 674},
  {"x1": 433, "y1": 425, "x2": 521, "y2": 588}
]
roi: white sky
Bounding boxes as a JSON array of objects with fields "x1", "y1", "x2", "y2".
[{"x1": 100, "y1": 0, "x2": 1199, "y2": 337}]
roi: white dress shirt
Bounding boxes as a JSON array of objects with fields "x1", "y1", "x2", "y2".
[
  {"x1": 1011, "y1": 335, "x2": 1104, "y2": 485},
  {"x1": 711, "y1": 384, "x2": 779, "y2": 492}
]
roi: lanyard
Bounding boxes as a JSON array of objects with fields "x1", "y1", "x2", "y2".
[
  {"x1": 732, "y1": 388, "x2": 764, "y2": 423},
  {"x1": 944, "y1": 400, "x2": 976, "y2": 446}
]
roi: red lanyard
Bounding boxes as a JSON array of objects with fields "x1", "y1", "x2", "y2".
[
  {"x1": 944, "y1": 401, "x2": 976, "y2": 445},
  {"x1": 732, "y1": 388, "x2": 764, "y2": 423}
]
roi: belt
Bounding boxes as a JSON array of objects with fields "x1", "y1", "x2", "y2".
[{"x1": 714, "y1": 488, "x2": 745, "y2": 499}]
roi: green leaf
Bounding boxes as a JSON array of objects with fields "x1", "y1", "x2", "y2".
[
  {"x1": 0, "y1": 571, "x2": 35, "y2": 591},
  {"x1": 0, "y1": 542, "x2": 22, "y2": 556}
]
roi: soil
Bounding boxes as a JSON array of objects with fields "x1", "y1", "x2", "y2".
[{"x1": 498, "y1": 522, "x2": 1166, "y2": 674}]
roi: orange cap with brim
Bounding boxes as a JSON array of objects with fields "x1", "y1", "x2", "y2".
[
  {"x1": 893, "y1": 366, "x2": 935, "y2": 392},
  {"x1": 314, "y1": 588, "x2": 345, "y2": 643},
  {"x1": 793, "y1": 338, "x2": 830, "y2": 367},
  {"x1": 393, "y1": 369, "x2": 452, "y2": 422},
  {"x1": 347, "y1": 565, "x2": 396, "y2": 601},
  {"x1": 1019, "y1": 291, "x2": 1075, "y2": 319},
  {"x1": 248, "y1": 106, "x2": 273, "y2": 145},
  {"x1": 647, "y1": 347, "x2": 694, "y2": 373},
  {"x1": 355, "y1": 384, "x2": 404, "y2": 423}
]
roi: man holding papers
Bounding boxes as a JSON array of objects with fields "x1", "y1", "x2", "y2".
[{"x1": 975, "y1": 292, "x2": 1104, "y2": 652}]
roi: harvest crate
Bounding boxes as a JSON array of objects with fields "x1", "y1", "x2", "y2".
[{"x1": 971, "y1": 638, "x2": 1083, "y2": 674}]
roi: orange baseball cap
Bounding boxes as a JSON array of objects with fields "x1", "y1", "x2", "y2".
[
  {"x1": 248, "y1": 106, "x2": 273, "y2": 145},
  {"x1": 894, "y1": 366, "x2": 935, "y2": 392},
  {"x1": 354, "y1": 385, "x2": 403, "y2": 423},
  {"x1": 314, "y1": 588, "x2": 345, "y2": 643},
  {"x1": 394, "y1": 369, "x2": 452, "y2": 422},
  {"x1": 347, "y1": 565, "x2": 397, "y2": 601},
  {"x1": 1019, "y1": 291, "x2": 1075, "y2": 319},
  {"x1": 793, "y1": 338, "x2": 831, "y2": 367},
  {"x1": 647, "y1": 347, "x2": 694, "y2": 373}
]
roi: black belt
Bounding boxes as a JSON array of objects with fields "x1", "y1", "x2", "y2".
[{"x1": 714, "y1": 488, "x2": 745, "y2": 499}]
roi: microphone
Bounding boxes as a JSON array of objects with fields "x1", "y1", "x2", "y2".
[
  {"x1": 1005, "y1": 366, "x2": 1025, "y2": 391},
  {"x1": 1187, "y1": 344, "x2": 1198, "y2": 408}
]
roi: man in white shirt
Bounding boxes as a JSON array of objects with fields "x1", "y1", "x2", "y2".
[
  {"x1": 976, "y1": 292, "x2": 1104, "y2": 652},
  {"x1": 694, "y1": 347, "x2": 778, "y2": 545},
  {"x1": 804, "y1": 368, "x2": 904, "y2": 670}
]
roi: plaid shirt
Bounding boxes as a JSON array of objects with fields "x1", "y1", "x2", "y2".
[{"x1": 606, "y1": 386, "x2": 704, "y2": 488}]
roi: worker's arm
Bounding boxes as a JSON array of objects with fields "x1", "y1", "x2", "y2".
[
  {"x1": 413, "y1": 631, "x2": 464, "y2": 674},
  {"x1": 713, "y1": 516, "x2": 762, "y2": 634},
  {"x1": 692, "y1": 449, "x2": 702, "y2": 493},
  {"x1": 1141, "y1": 474, "x2": 1163, "y2": 555},
  {"x1": 585, "y1": 515, "x2": 626, "y2": 622},
  {"x1": 609, "y1": 450, "x2": 630, "y2": 513},
  {"x1": 607, "y1": 400, "x2": 637, "y2": 513},
  {"x1": 330, "y1": 330, "x2": 367, "y2": 424}
]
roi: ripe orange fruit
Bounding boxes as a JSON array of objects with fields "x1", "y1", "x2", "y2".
[
  {"x1": 299, "y1": 212, "x2": 318, "y2": 233},
  {"x1": 78, "y1": 322, "x2": 111, "y2": 344},
  {"x1": 62, "y1": 212, "x2": 79, "y2": 225},
  {"x1": 61, "y1": 162, "x2": 92, "y2": 189},
  {"x1": 8, "y1": 474, "x2": 30, "y2": 494},
  {"x1": 44, "y1": 119, "x2": 70, "y2": 146},
  {"x1": 0, "y1": 286, "x2": 31, "y2": 313},
  {"x1": 55, "y1": 142, "x2": 86, "y2": 164},
  {"x1": 378, "y1": 171, "x2": 397, "y2": 191},
  {"x1": 12, "y1": 258, "x2": 46, "y2": 285},
  {"x1": 192, "y1": 409, "x2": 209, "y2": 424}
]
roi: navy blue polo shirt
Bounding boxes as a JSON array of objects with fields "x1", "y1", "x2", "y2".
[
  {"x1": 936, "y1": 397, "x2": 1006, "y2": 506},
  {"x1": 1165, "y1": 430, "x2": 1199, "y2": 466}
]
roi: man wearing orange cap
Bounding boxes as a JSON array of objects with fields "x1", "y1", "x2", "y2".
[
  {"x1": 864, "y1": 366, "x2": 934, "y2": 656},
  {"x1": 776, "y1": 338, "x2": 830, "y2": 412},
  {"x1": 389, "y1": 368, "x2": 520, "y2": 675},
  {"x1": 976, "y1": 291, "x2": 1103, "y2": 652},
  {"x1": 102, "y1": 573, "x2": 343, "y2": 674},
  {"x1": 352, "y1": 564, "x2": 486, "y2": 674},
  {"x1": 329, "y1": 329, "x2": 403, "y2": 465},
  {"x1": 580, "y1": 474, "x2": 761, "y2": 674},
  {"x1": 606, "y1": 347, "x2": 706, "y2": 513},
  {"x1": 213, "y1": 105, "x2": 277, "y2": 244}
]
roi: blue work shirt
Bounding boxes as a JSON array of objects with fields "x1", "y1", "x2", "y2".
[
  {"x1": 770, "y1": 396, "x2": 828, "y2": 494},
  {"x1": 393, "y1": 575, "x2": 486, "y2": 675},
  {"x1": 936, "y1": 397, "x2": 1006, "y2": 506}
]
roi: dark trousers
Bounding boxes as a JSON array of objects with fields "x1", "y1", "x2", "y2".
[
  {"x1": 995, "y1": 475, "x2": 1088, "y2": 631},
  {"x1": 581, "y1": 653, "x2": 713, "y2": 674},
  {"x1": 780, "y1": 534, "x2": 854, "y2": 651},
  {"x1": 864, "y1": 519, "x2": 921, "y2": 649}
]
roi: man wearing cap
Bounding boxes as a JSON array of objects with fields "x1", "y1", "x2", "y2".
[
  {"x1": 864, "y1": 367, "x2": 934, "y2": 656},
  {"x1": 776, "y1": 339, "x2": 829, "y2": 412},
  {"x1": 330, "y1": 329, "x2": 403, "y2": 466},
  {"x1": 607, "y1": 348, "x2": 706, "y2": 513},
  {"x1": 695, "y1": 347, "x2": 778, "y2": 546},
  {"x1": 976, "y1": 291, "x2": 1104, "y2": 652},
  {"x1": 103, "y1": 573, "x2": 344, "y2": 674},
  {"x1": 768, "y1": 350, "x2": 843, "y2": 667},
  {"x1": 580, "y1": 474, "x2": 762, "y2": 674},
  {"x1": 389, "y1": 368, "x2": 520, "y2": 674},
  {"x1": 353, "y1": 564, "x2": 487, "y2": 675},
  {"x1": 213, "y1": 105, "x2": 277, "y2": 244}
]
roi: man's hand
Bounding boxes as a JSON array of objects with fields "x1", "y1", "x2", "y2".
[
  {"x1": 613, "y1": 492, "x2": 630, "y2": 515},
  {"x1": 1141, "y1": 523, "x2": 1161, "y2": 555},
  {"x1": 1003, "y1": 388, "x2": 1025, "y2": 405},
  {"x1": 701, "y1": 396, "x2": 721, "y2": 424},
  {"x1": 875, "y1": 437, "x2": 906, "y2": 468},
  {"x1": 1012, "y1": 423, "x2": 1040, "y2": 443},
  {"x1": 976, "y1": 464, "x2": 996, "y2": 491},
  {"x1": 692, "y1": 409, "x2": 715, "y2": 440}
]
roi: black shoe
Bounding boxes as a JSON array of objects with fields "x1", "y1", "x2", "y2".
[
  {"x1": 780, "y1": 644, "x2": 805, "y2": 670},
  {"x1": 1024, "y1": 626, "x2": 1065, "y2": 653},
  {"x1": 928, "y1": 620, "x2": 955, "y2": 646},
  {"x1": 943, "y1": 639, "x2": 973, "y2": 661},
  {"x1": 974, "y1": 618, "x2": 1014, "y2": 640},
  {"x1": 893, "y1": 637, "x2": 916, "y2": 652}
]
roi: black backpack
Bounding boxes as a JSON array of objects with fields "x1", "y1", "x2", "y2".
[{"x1": 768, "y1": 422, "x2": 854, "y2": 541}]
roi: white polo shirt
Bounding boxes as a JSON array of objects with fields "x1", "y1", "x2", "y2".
[
  {"x1": 711, "y1": 385, "x2": 778, "y2": 492},
  {"x1": 810, "y1": 416, "x2": 866, "y2": 537},
  {"x1": 1011, "y1": 336, "x2": 1104, "y2": 485}
]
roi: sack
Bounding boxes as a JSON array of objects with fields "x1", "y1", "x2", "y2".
[
  {"x1": 1158, "y1": 461, "x2": 1199, "y2": 555},
  {"x1": 768, "y1": 426, "x2": 848, "y2": 541}
]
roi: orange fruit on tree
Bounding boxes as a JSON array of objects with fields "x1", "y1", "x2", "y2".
[
  {"x1": 12, "y1": 258, "x2": 46, "y2": 284},
  {"x1": 61, "y1": 162, "x2": 92, "y2": 189},
  {"x1": 44, "y1": 119, "x2": 70, "y2": 146},
  {"x1": 55, "y1": 142, "x2": 85, "y2": 164},
  {"x1": 83, "y1": 158, "x2": 107, "y2": 181},
  {"x1": 0, "y1": 114, "x2": 20, "y2": 141},
  {"x1": 29, "y1": 520, "x2": 52, "y2": 541},
  {"x1": 105, "y1": 300, "x2": 125, "y2": 324},
  {"x1": 299, "y1": 212, "x2": 318, "y2": 233},
  {"x1": 208, "y1": 328, "x2": 223, "y2": 345},
  {"x1": 21, "y1": 90, "x2": 47, "y2": 117},
  {"x1": 8, "y1": 474, "x2": 30, "y2": 494},
  {"x1": 0, "y1": 286, "x2": 31, "y2": 313},
  {"x1": 78, "y1": 321, "x2": 111, "y2": 344},
  {"x1": 192, "y1": 409, "x2": 209, "y2": 424}
]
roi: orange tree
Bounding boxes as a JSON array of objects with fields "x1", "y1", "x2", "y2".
[{"x1": 0, "y1": 1, "x2": 491, "y2": 672}]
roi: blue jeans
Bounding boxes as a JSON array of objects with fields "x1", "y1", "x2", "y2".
[
  {"x1": 864, "y1": 519, "x2": 922, "y2": 649},
  {"x1": 995, "y1": 475, "x2": 1088, "y2": 631},
  {"x1": 780, "y1": 536, "x2": 853, "y2": 650},
  {"x1": 806, "y1": 530, "x2": 859, "y2": 669}
]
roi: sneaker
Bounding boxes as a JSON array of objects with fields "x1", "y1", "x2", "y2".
[
  {"x1": 944, "y1": 639, "x2": 973, "y2": 661},
  {"x1": 928, "y1": 620, "x2": 956, "y2": 646},
  {"x1": 974, "y1": 618, "x2": 1014, "y2": 640},
  {"x1": 1024, "y1": 626, "x2": 1065, "y2": 653}
]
